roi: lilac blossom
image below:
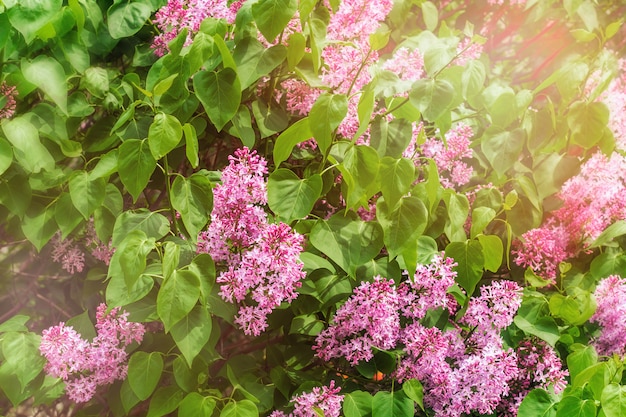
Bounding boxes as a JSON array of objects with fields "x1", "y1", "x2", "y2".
[
  {"x1": 39, "y1": 304, "x2": 145, "y2": 403},
  {"x1": 590, "y1": 275, "x2": 626, "y2": 356},
  {"x1": 50, "y1": 232, "x2": 85, "y2": 275},
  {"x1": 0, "y1": 82, "x2": 17, "y2": 119},
  {"x1": 461, "y1": 280, "x2": 523, "y2": 332},
  {"x1": 314, "y1": 276, "x2": 402, "y2": 365},
  {"x1": 152, "y1": 0, "x2": 242, "y2": 56},
  {"x1": 422, "y1": 123, "x2": 474, "y2": 189},
  {"x1": 513, "y1": 221, "x2": 571, "y2": 283},
  {"x1": 270, "y1": 381, "x2": 344, "y2": 417},
  {"x1": 198, "y1": 148, "x2": 306, "y2": 336},
  {"x1": 496, "y1": 337, "x2": 568, "y2": 416}
]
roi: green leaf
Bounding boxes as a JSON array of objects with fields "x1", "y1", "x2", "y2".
[
  {"x1": 372, "y1": 390, "x2": 413, "y2": 417},
  {"x1": 230, "y1": 106, "x2": 255, "y2": 148},
  {"x1": 194, "y1": 68, "x2": 241, "y2": 131},
  {"x1": 0, "y1": 316, "x2": 30, "y2": 333},
  {"x1": 112, "y1": 209, "x2": 170, "y2": 247},
  {"x1": 157, "y1": 270, "x2": 201, "y2": 332},
  {"x1": 21, "y1": 56, "x2": 67, "y2": 114},
  {"x1": 69, "y1": 171, "x2": 106, "y2": 220},
  {"x1": 82, "y1": 67, "x2": 109, "y2": 97},
  {"x1": 22, "y1": 204, "x2": 57, "y2": 252},
  {"x1": 403, "y1": 380, "x2": 424, "y2": 411},
  {"x1": 481, "y1": 128, "x2": 525, "y2": 176},
  {"x1": 273, "y1": 117, "x2": 313, "y2": 167},
  {"x1": 409, "y1": 78, "x2": 454, "y2": 122},
  {"x1": 1, "y1": 332, "x2": 45, "y2": 390},
  {"x1": 178, "y1": 392, "x2": 217, "y2": 417},
  {"x1": 309, "y1": 93, "x2": 348, "y2": 154},
  {"x1": 555, "y1": 395, "x2": 596, "y2": 417},
  {"x1": 183, "y1": 123, "x2": 200, "y2": 168},
  {"x1": 117, "y1": 139, "x2": 157, "y2": 203},
  {"x1": 220, "y1": 399, "x2": 259, "y2": 417},
  {"x1": 170, "y1": 305, "x2": 212, "y2": 367},
  {"x1": 309, "y1": 212, "x2": 384, "y2": 277},
  {"x1": 7, "y1": 0, "x2": 62, "y2": 43},
  {"x1": 114, "y1": 230, "x2": 155, "y2": 289},
  {"x1": 445, "y1": 240, "x2": 484, "y2": 296},
  {"x1": 146, "y1": 386, "x2": 184, "y2": 417},
  {"x1": 590, "y1": 251, "x2": 626, "y2": 278},
  {"x1": 251, "y1": 0, "x2": 297, "y2": 42},
  {"x1": 379, "y1": 157, "x2": 415, "y2": 209},
  {"x1": 476, "y1": 234, "x2": 503, "y2": 273},
  {"x1": 54, "y1": 194, "x2": 84, "y2": 238},
  {"x1": 518, "y1": 389, "x2": 557, "y2": 417},
  {"x1": 2, "y1": 116, "x2": 55, "y2": 174},
  {"x1": 289, "y1": 314, "x2": 325, "y2": 336},
  {"x1": 337, "y1": 145, "x2": 380, "y2": 210},
  {"x1": 567, "y1": 344, "x2": 598, "y2": 382},
  {"x1": 513, "y1": 315, "x2": 560, "y2": 347},
  {"x1": 148, "y1": 113, "x2": 183, "y2": 160},
  {"x1": 343, "y1": 391, "x2": 373, "y2": 417},
  {"x1": 267, "y1": 169, "x2": 322, "y2": 223},
  {"x1": 376, "y1": 196, "x2": 428, "y2": 259},
  {"x1": 470, "y1": 207, "x2": 496, "y2": 238},
  {"x1": 568, "y1": 101, "x2": 610, "y2": 149},
  {"x1": 601, "y1": 384, "x2": 626, "y2": 417},
  {"x1": 590, "y1": 220, "x2": 626, "y2": 248},
  {"x1": 171, "y1": 174, "x2": 213, "y2": 238},
  {"x1": 421, "y1": 1, "x2": 438, "y2": 31},
  {"x1": 286, "y1": 32, "x2": 306, "y2": 69},
  {"x1": 107, "y1": 1, "x2": 154, "y2": 39},
  {"x1": 461, "y1": 60, "x2": 486, "y2": 99},
  {"x1": 0, "y1": 137, "x2": 13, "y2": 176},
  {"x1": 442, "y1": 190, "x2": 469, "y2": 242},
  {"x1": 128, "y1": 352, "x2": 164, "y2": 401}
]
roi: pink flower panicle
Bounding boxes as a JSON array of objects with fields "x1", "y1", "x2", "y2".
[
  {"x1": 399, "y1": 253, "x2": 459, "y2": 320},
  {"x1": 422, "y1": 123, "x2": 474, "y2": 188},
  {"x1": 313, "y1": 276, "x2": 401, "y2": 365},
  {"x1": 513, "y1": 221, "x2": 571, "y2": 283},
  {"x1": 497, "y1": 338, "x2": 568, "y2": 416},
  {"x1": 152, "y1": 0, "x2": 242, "y2": 56},
  {"x1": 39, "y1": 304, "x2": 145, "y2": 403},
  {"x1": 455, "y1": 38, "x2": 484, "y2": 67},
  {"x1": 590, "y1": 275, "x2": 626, "y2": 356},
  {"x1": 382, "y1": 47, "x2": 425, "y2": 84},
  {"x1": 0, "y1": 82, "x2": 17, "y2": 119},
  {"x1": 270, "y1": 381, "x2": 344, "y2": 417},
  {"x1": 198, "y1": 148, "x2": 306, "y2": 336},
  {"x1": 85, "y1": 220, "x2": 115, "y2": 265},
  {"x1": 555, "y1": 151, "x2": 626, "y2": 244},
  {"x1": 50, "y1": 232, "x2": 85, "y2": 275},
  {"x1": 461, "y1": 280, "x2": 523, "y2": 332}
]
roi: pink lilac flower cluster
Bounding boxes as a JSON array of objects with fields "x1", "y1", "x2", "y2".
[
  {"x1": 590, "y1": 275, "x2": 626, "y2": 356},
  {"x1": 599, "y1": 59, "x2": 626, "y2": 150},
  {"x1": 497, "y1": 337, "x2": 568, "y2": 416},
  {"x1": 85, "y1": 220, "x2": 115, "y2": 265},
  {"x1": 314, "y1": 276, "x2": 401, "y2": 365},
  {"x1": 0, "y1": 81, "x2": 17, "y2": 119},
  {"x1": 151, "y1": 0, "x2": 243, "y2": 56},
  {"x1": 422, "y1": 123, "x2": 474, "y2": 188},
  {"x1": 515, "y1": 151, "x2": 626, "y2": 281},
  {"x1": 39, "y1": 304, "x2": 145, "y2": 403},
  {"x1": 50, "y1": 232, "x2": 85, "y2": 274},
  {"x1": 197, "y1": 148, "x2": 306, "y2": 336},
  {"x1": 455, "y1": 37, "x2": 484, "y2": 67},
  {"x1": 270, "y1": 381, "x2": 344, "y2": 417},
  {"x1": 313, "y1": 254, "x2": 544, "y2": 416},
  {"x1": 281, "y1": 0, "x2": 403, "y2": 141}
]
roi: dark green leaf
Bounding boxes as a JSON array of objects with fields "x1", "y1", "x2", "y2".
[
  {"x1": 69, "y1": 171, "x2": 106, "y2": 220},
  {"x1": 171, "y1": 174, "x2": 213, "y2": 238},
  {"x1": 157, "y1": 270, "x2": 201, "y2": 332},
  {"x1": 2, "y1": 116, "x2": 55, "y2": 173},
  {"x1": 518, "y1": 389, "x2": 557, "y2": 417},
  {"x1": 309, "y1": 93, "x2": 348, "y2": 154},
  {"x1": 220, "y1": 399, "x2": 259, "y2": 417},
  {"x1": 252, "y1": 0, "x2": 297, "y2": 42},
  {"x1": 148, "y1": 113, "x2": 183, "y2": 160},
  {"x1": 554, "y1": 395, "x2": 596, "y2": 417},
  {"x1": 178, "y1": 392, "x2": 217, "y2": 417},
  {"x1": 128, "y1": 352, "x2": 164, "y2": 401},
  {"x1": 170, "y1": 305, "x2": 212, "y2": 367},
  {"x1": 21, "y1": 56, "x2": 67, "y2": 114},
  {"x1": 22, "y1": 204, "x2": 57, "y2": 252},
  {"x1": 273, "y1": 117, "x2": 313, "y2": 167},
  {"x1": 112, "y1": 209, "x2": 170, "y2": 247},
  {"x1": 117, "y1": 139, "x2": 157, "y2": 203},
  {"x1": 7, "y1": 0, "x2": 62, "y2": 42},
  {"x1": 379, "y1": 157, "x2": 415, "y2": 209},
  {"x1": 194, "y1": 68, "x2": 241, "y2": 131},
  {"x1": 409, "y1": 78, "x2": 454, "y2": 122},
  {"x1": 146, "y1": 386, "x2": 184, "y2": 417},
  {"x1": 107, "y1": 1, "x2": 154, "y2": 39},
  {"x1": 377, "y1": 196, "x2": 428, "y2": 259},
  {"x1": 445, "y1": 240, "x2": 483, "y2": 296},
  {"x1": 343, "y1": 391, "x2": 373, "y2": 417},
  {"x1": 372, "y1": 390, "x2": 413, "y2": 417},
  {"x1": 267, "y1": 169, "x2": 322, "y2": 223}
]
